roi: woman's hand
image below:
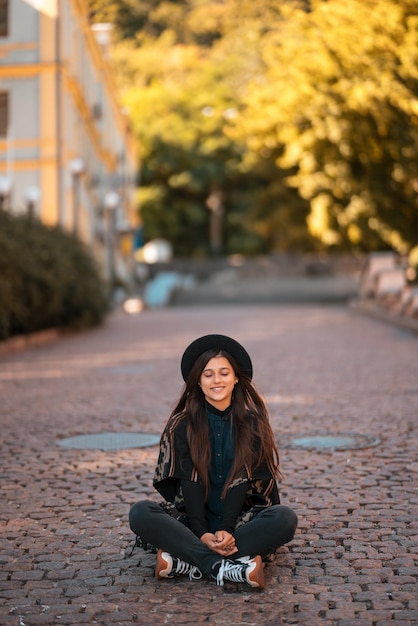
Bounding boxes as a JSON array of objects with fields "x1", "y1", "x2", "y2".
[
  {"x1": 215, "y1": 530, "x2": 237, "y2": 556},
  {"x1": 200, "y1": 531, "x2": 238, "y2": 557}
]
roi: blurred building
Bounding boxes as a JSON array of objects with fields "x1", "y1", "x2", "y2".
[{"x1": 0, "y1": 0, "x2": 138, "y2": 281}]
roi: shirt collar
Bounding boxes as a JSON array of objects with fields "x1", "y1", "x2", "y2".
[{"x1": 205, "y1": 401, "x2": 231, "y2": 418}]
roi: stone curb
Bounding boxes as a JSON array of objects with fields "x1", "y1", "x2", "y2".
[
  {"x1": 0, "y1": 328, "x2": 61, "y2": 356},
  {"x1": 349, "y1": 299, "x2": 418, "y2": 334}
]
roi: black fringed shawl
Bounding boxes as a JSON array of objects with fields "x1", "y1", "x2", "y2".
[{"x1": 153, "y1": 412, "x2": 280, "y2": 522}]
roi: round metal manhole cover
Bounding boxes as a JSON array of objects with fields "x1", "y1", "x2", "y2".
[
  {"x1": 280, "y1": 433, "x2": 380, "y2": 451},
  {"x1": 56, "y1": 432, "x2": 160, "y2": 451}
]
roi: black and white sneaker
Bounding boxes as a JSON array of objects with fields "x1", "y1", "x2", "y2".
[
  {"x1": 214, "y1": 555, "x2": 264, "y2": 588},
  {"x1": 155, "y1": 550, "x2": 203, "y2": 581}
]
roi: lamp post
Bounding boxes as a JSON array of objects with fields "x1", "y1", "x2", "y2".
[
  {"x1": 0, "y1": 176, "x2": 12, "y2": 211},
  {"x1": 104, "y1": 191, "x2": 119, "y2": 286},
  {"x1": 25, "y1": 186, "x2": 40, "y2": 218},
  {"x1": 69, "y1": 158, "x2": 85, "y2": 235},
  {"x1": 206, "y1": 190, "x2": 224, "y2": 256}
]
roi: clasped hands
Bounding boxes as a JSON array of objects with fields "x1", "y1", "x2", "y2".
[{"x1": 200, "y1": 530, "x2": 238, "y2": 557}]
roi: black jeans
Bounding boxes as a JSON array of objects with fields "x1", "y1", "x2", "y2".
[{"x1": 129, "y1": 500, "x2": 298, "y2": 577}]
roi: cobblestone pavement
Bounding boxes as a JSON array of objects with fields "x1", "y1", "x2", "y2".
[{"x1": 1, "y1": 304, "x2": 417, "y2": 626}]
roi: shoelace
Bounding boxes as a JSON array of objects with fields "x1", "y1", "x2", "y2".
[
  {"x1": 173, "y1": 558, "x2": 203, "y2": 580},
  {"x1": 188, "y1": 566, "x2": 203, "y2": 581},
  {"x1": 216, "y1": 559, "x2": 247, "y2": 586}
]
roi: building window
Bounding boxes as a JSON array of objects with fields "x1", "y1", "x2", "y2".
[
  {"x1": 0, "y1": 0, "x2": 8, "y2": 37},
  {"x1": 0, "y1": 0, "x2": 7, "y2": 37},
  {"x1": 0, "y1": 92, "x2": 8, "y2": 137}
]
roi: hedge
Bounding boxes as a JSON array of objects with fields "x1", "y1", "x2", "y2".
[{"x1": 0, "y1": 210, "x2": 110, "y2": 341}]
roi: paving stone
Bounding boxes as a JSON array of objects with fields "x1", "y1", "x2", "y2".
[{"x1": 0, "y1": 304, "x2": 417, "y2": 625}]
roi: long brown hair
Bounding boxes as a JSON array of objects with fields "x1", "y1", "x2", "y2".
[{"x1": 170, "y1": 348, "x2": 282, "y2": 499}]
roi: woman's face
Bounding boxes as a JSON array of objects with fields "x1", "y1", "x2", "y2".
[{"x1": 199, "y1": 355, "x2": 238, "y2": 410}]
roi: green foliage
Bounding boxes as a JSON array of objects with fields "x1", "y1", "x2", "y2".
[
  {"x1": 90, "y1": 0, "x2": 418, "y2": 256},
  {"x1": 236, "y1": 0, "x2": 418, "y2": 252},
  {"x1": 88, "y1": 0, "x2": 225, "y2": 45},
  {"x1": 0, "y1": 211, "x2": 109, "y2": 341}
]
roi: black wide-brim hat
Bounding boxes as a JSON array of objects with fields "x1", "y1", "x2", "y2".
[{"x1": 181, "y1": 334, "x2": 253, "y2": 382}]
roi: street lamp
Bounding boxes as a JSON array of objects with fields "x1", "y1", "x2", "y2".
[
  {"x1": 69, "y1": 158, "x2": 85, "y2": 235},
  {"x1": 206, "y1": 190, "x2": 224, "y2": 256},
  {"x1": 0, "y1": 176, "x2": 12, "y2": 211},
  {"x1": 25, "y1": 186, "x2": 40, "y2": 218},
  {"x1": 104, "y1": 191, "x2": 119, "y2": 285}
]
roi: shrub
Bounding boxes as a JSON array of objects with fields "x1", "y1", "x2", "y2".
[{"x1": 0, "y1": 211, "x2": 110, "y2": 340}]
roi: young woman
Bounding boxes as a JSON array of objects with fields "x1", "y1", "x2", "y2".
[{"x1": 129, "y1": 334, "x2": 297, "y2": 588}]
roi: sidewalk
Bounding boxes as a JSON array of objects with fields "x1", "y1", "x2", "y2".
[{"x1": 1, "y1": 303, "x2": 417, "y2": 625}]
